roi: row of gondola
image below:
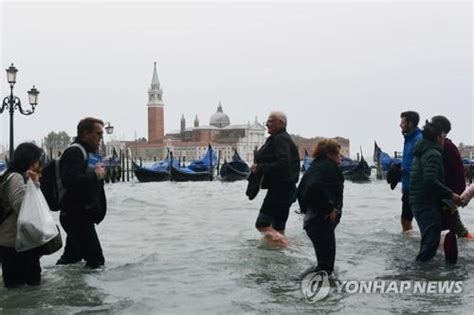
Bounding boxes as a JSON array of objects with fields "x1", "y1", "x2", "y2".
[
  {"x1": 132, "y1": 145, "x2": 251, "y2": 182},
  {"x1": 132, "y1": 145, "x2": 375, "y2": 183}
]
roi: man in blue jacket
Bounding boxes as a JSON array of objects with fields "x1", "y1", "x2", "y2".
[{"x1": 400, "y1": 111, "x2": 422, "y2": 232}]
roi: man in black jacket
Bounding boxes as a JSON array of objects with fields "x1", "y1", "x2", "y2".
[
  {"x1": 56, "y1": 117, "x2": 107, "y2": 268},
  {"x1": 251, "y1": 111, "x2": 300, "y2": 245}
]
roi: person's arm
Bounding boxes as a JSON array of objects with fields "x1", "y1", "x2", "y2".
[
  {"x1": 461, "y1": 184, "x2": 474, "y2": 203},
  {"x1": 4, "y1": 173, "x2": 26, "y2": 215},
  {"x1": 422, "y1": 154, "x2": 453, "y2": 200}
]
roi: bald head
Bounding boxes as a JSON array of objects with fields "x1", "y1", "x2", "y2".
[{"x1": 266, "y1": 111, "x2": 287, "y2": 134}]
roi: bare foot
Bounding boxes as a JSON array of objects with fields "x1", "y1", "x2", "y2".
[{"x1": 263, "y1": 230, "x2": 288, "y2": 247}]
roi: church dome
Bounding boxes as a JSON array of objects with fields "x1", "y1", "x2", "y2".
[{"x1": 209, "y1": 103, "x2": 230, "y2": 128}]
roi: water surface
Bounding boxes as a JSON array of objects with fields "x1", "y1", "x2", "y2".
[{"x1": 1, "y1": 179, "x2": 473, "y2": 314}]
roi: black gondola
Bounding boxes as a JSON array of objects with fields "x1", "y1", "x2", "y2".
[
  {"x1": 343, "y1": 156, "x2": 371, "y2": 181},
  {"x1": 219, "y1": 151, "x2": 250, "y2": 181},
  {"x1": 133, "y1": 160, "x2": 172, "y2": 182},
  {"x1": 170, "y1": 145, "x2": 217, "y2": 182},
  {"x1": 170, "y1": 166, "x2": 214, "y2": 182},
  {"x1": 133, "y1": 150, "x2": 178, "y2": 182}
]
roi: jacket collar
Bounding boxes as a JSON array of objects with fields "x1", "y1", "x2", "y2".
[
  {"x1": 404, "y1": 127, "x2": 421, "y2": 140},
  {"x1": 269, "y1": 128, "x2": 287, "y2": 137}
]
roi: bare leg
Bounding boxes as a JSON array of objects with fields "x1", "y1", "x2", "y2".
[{"x1": 401, "y1": 218, "x2": 413, "y2": 233}]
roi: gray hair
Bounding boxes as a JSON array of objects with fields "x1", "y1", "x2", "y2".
[{"x1": 269, "y1": 111, "x2": 287, "y2": 127}]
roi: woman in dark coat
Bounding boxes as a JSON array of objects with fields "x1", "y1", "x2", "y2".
[{"x1": 297, "y1": 139, "x2": 344, "y2": 275}]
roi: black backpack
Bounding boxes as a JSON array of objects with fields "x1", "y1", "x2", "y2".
[{"x1": 41, "y1": 143, "x2": 87, "y2": 211}]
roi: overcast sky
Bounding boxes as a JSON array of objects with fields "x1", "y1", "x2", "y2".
[{"x1": 1, "y1": 1, "x2": 472, "y2": 158}]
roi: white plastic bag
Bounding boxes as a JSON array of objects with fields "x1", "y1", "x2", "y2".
[{"x1": 15, "y1": 179, "x2": 59, "y2": 252}]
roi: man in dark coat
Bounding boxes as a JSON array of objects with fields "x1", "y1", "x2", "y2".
[
  {"x1": 431, "y1": 115, "x2": 472, "y2": 239},
  {"x1": 251, "y1": 111, "x2": 300, "y2": 245},
  {"x1": 409, "y1": 122, "x2": 461, "y2": 262},
  {"x1": 56, "y1": 117, "x2": 107, "y2": 268}
]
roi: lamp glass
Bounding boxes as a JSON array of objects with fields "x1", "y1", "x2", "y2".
[{"x1": 6, "y1": 64, "x2": 18, "y2": 84}]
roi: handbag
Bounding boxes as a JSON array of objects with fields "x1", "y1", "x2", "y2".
[
  {"x1": 246, "y1": 172, "x2": 264, "y2": 200},
  {"x1": 36, "y1": 225, "x2": 62, "y2": 256}
]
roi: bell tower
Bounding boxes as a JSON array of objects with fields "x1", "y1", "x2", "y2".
[{"x1": 147, "y1": 62, "x2": 164, "y2": 143}]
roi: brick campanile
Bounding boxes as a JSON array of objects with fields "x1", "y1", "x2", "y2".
[{"x1": 147, "y1": 62, "x2": 164, "y2": 143}]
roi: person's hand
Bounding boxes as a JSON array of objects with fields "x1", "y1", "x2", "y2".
[
  {"x1": 326, "y1": 210, "x2": 338, "y2": 223},
  {"x1": 26, "y1": 169, "x2": 41, "y2": 183},
  {"x1": 452, "y1": 193, "x2": 462, "y2": 205},
  {"x1": 460, "y1": 196, "x2": 469, "y2": 207},
  {"x1": 95, "y1": 163, "x2": 106, "y2": 180},
  {"x1": 251, "y1": 164, "x2": 258, "y2": 174}
]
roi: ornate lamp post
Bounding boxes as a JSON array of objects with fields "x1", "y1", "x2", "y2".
[
  {"x1": 0, "y1": 63, "x2": 39, "y2": 161},
  {"x1": 103, "y1": 122, "x2": 114, "y2": 156},
  {"x1": 104, "y1": 122, "x2": 114, "y2": 135}
]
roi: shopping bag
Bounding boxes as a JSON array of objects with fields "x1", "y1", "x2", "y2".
[{"x1": 15, "y1": 179, "x2": 59, "y2": 252}]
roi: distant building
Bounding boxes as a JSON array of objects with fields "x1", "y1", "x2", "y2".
[
  {"x1": 124, "y1": 62, "x2": 351, "y2": 163},
  {"x1": 147, "y1": 62, "x2": 165, "y2": 144},
  {"x1": 291, "y1": 135, "x2": 350, "y2": 158},
  {"x1": 125, "y1": 63, "x2": 266, "y2": 162}
]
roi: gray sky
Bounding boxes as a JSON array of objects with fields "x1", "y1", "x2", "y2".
[{"x1": 1, "y1": 1, "x2": 472, "y2": 158}]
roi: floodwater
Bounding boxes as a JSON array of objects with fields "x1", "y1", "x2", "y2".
[{"x1": 1, "y1": 177, "x2": 474, "y2": 314}]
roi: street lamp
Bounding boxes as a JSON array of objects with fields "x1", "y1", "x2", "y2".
[
  {"x1": 105, "y1": 121, "x2": 114, "y2": 135},
  {"x1": 0, "y1": 63, "x2": 39, "y2": 161},
  {"x1": 103, "y1": 122, "x2": 114, "y2": 156}
]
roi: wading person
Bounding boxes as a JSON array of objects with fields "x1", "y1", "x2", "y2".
[
  {"x1": 431, "y1": 115, "x2": 472, "y2": 239},
  {"x1": 409, "y1": 122, "x2": 461, "y2": 262},
  {"x1": 400, "y1": 111, "x2": 422, "y2": 233},
  {"x1": 56, "y1": 117, "x2": 107, "y2": 268},
  {"x1": 251, "y1": 111, "x2": 300, "y2": 246},
  {"x1": 297, "y1": 139, "x2": 344, "y2": 276},
  {"x1": 0, "y1": 143, "x2": 44, "y2": 287}
]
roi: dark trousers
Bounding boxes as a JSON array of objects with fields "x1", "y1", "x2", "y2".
[
  {"x1": 412, "y1": 204, "x2": 442, "y2": 262},
  {"x1": 0, "y1": 246, "x2": 41, "y2": 287},
  {"x1": 304, "y1": 215, "x2": 339, "y2": 274},
  {"x1": 59, "y1": 213, "x2": 105, "y2": 268},
  {"x1": 255, "y1": 184, "x2": 296, "y2": 231}
]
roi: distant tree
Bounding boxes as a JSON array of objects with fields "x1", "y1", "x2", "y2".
[{"x1": 43, "y1": 131, "x2": 71, "y2": 154}]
